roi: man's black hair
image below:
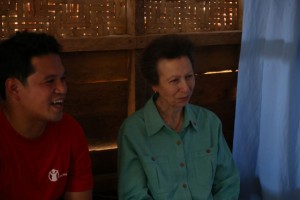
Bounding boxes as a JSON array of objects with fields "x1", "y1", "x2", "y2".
[{"x1": 0, "y1": 31, "x2": 61, "y2": 100}]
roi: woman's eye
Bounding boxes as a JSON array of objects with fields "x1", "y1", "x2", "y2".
[{"x1": 186, "y1": 74, "x2": 194, "y2": 80}]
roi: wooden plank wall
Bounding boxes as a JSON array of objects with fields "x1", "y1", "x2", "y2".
[
  {"x1": 0, "y1": 33, "x2": 241, "y2": 199},
  {"x1": 61, "y1": 50, "x2": 127, "y2": 198},
  {"x1": 58, "y1": 32, "x2": 241, "y2": 199},
  {"x1": 62, "y1": 51, "x2": 129, "y2": 150},
  {"x1": 0, "y1": 1, "x2": 243, "y2": 199},
  {"x1": 0, "y1": 32, "x2": 241, "y2": 199}
]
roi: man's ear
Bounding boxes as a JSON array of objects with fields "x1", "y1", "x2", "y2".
[{"x1": 5, "y1": 78, "x2": 22, "y2": 101}]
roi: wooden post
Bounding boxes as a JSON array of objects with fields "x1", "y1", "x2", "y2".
[
  {"x1": 127, "y1": 0, "x2": 136, "y2": 35},
  {"x1": 128, "y1": 50, "x2": 136, "y2": 115},
  {"x1": 238, "y1": 0, "x2": 243, "y2": 30},
  {"x1": 135, "y1": 0, "x2": 145, "y2": 35}
]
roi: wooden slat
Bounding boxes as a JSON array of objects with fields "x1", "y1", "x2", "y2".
[
  {"x1": 0, "y1": 31, "x2": 241, "y2": 52},
  {"x1": 59, "y1": 35, "x2": 136, "y2": 52},
  {"x1": 192, "y1": 72, "x2": 237, "y2": 130},
  {"x1": 128, "y1": 50, "x2": 136, "y2": 115},
  {"x1": 60, "y1": 32, "x2": 242, "y2": 52},
  {"x1": 191, "y1": 72, "x2": 237, "y2": 106},
  {"x1": 77, "y1": 114, "x2": 124, "y2": 149},
  {"x1": 62, "y1": 51, "x2": 129, "y2": 83},
  {"x1": 135, "y1": 31, "x2": 242, "y2": 50},
  {"x1": 64, "y1": 81, "x2": 128, "y2": 149},
  {"x1": 65, "y1": 81, "x2": 128, "y2": 117},
  {"x1": 134, "y1": 49, "x2": 152, "y2": 109},
  {"x1": 194, "y1": 44, "x2": 240, "y2": 73},
  {"x1": 205, "y1": 102, "x2": 236, "y2": 149},
  {"x1": 90, "y1": 149, "x2": 118, "y2": 175},
  {"x1": 187, "y1": 31, "x2": 242, "y2": 46},
  {"x1": 62, "y1": 50, "x2": 130, "y2": 147},
  {"x1": 90, "y1": 149, "x2": 118, "y2": 197}
]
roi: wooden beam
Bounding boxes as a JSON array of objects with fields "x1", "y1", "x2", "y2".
[
  {"x1": 0, "y1": 31, "x2": 241, "y2": 52},
  {"x1": 57, "y1": 31, "x2": 242, "y2": 52},
  {"x1": 135, "y1": 31, "x2": 242, "y2": 49},
  {"x1": 59, "y1": 35, "x2": 136, "y2": 52}
]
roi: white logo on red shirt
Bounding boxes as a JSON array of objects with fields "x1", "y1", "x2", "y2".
[{"x1": 48, "y1": 169, "x2": 67, "y2": 182}]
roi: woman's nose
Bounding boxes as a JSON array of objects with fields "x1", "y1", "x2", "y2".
[{"x1": 179, "y1": 80, "x2": 190, "y2": 92}]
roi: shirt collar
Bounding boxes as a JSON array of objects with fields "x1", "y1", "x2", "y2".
[
  {"x1": 144, "y1": 95, "x2": 198, "y2": 136},
  {"x1": 144, "y1": 95, "x2": 165, "y2": 136},
  {"x1": 184, "y1": 104, "x2": 199, "y2": 132}
]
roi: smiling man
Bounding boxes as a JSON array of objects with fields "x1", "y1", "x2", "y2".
[{"x1": 0, "y1": 31, "x2": 93, "y2": 200}]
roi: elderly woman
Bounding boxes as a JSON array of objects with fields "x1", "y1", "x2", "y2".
[{"x1": 118, "y1": 34, "x2": 240, "y2": 200}]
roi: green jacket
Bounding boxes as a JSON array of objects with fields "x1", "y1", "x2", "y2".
[{"x1": 118, "y1": 96, "x2": 240, "y2": 200}]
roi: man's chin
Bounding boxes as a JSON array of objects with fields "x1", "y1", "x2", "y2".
[{"x1": 50, "y1": 113, "x2": 63, "y2": 122}]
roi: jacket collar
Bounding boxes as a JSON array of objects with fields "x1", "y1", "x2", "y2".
[{"x1": 144, "y1": 95, "x2": 198, "y2": 136}]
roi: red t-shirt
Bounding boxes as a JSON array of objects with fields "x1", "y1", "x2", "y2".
[{"x1": 0, "y1": 110, "x2": 93, "y2": 200}]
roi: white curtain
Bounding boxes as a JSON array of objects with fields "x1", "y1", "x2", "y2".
[{"x1": 233, "y1": 0, "x2": 300, "y2": 199}]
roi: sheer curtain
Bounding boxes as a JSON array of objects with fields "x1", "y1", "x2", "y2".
[{"x1": 233, "y1": 0, "x2": 300, "y2": 199}]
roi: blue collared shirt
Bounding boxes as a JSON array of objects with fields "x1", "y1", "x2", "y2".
[{"x1": 118, "y1": 96, "x2": 240, "y2": 200}]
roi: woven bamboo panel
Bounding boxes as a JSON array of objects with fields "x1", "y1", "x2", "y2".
[
  {"x1": 0, "y1": 0, "x2": 127, "y2": 38},
  {"x1": 143, "y1": 0, "x2": 241, "y2": 34},
  {"x1": 0, "y1": 0, "x2": 242, "y2": 38}
]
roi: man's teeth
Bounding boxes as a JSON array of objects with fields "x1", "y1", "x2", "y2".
[{"x1": 52, "y1": 100, "x2": 63, "y2": 105}]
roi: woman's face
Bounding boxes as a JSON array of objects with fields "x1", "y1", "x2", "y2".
[{"x1": 152, "y1": 56, "x2": 195, "y2": 110}]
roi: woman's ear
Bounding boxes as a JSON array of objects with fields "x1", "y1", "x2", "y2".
[{"x1": 152, "y1": 85, "x2": 157, "y2": 94}]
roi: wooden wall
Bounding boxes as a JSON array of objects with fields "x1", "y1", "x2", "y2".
[
  {"x1": 0, "y1": 32, "x2": 241, "y2": 199},
  {"x1": 59, "y1": 31, "x2": 241, "y2": 199},
  {"x1": 62, "y1": 51, "x2": 129, "y2": 151},
  {"x1": 0, "y1": 0, "x2": 243, "y2": 199}
]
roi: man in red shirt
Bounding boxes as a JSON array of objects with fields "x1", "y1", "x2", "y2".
[{"x1": 0, "y1": 31, "x2": 93, "y2": 199}]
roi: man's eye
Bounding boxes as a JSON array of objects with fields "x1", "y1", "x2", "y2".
[
  {"x1": 45, "y1": 79, "x2": 54, "y2": 84},
  {"x1": 170, "y1": 79, "x2": 178, "y2": 83},
  {"x1": 61, "y1": 76, "x2": 66, "y2": 81}
]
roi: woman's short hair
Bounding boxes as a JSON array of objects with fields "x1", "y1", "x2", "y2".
[{"x1": 140, "y1": 34, "x2": 195, "y2": 86}]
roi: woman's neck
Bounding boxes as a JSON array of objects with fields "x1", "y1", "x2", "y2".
[{"x1": 155, "y1": 98, "x2": 184, "y2": 132}]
